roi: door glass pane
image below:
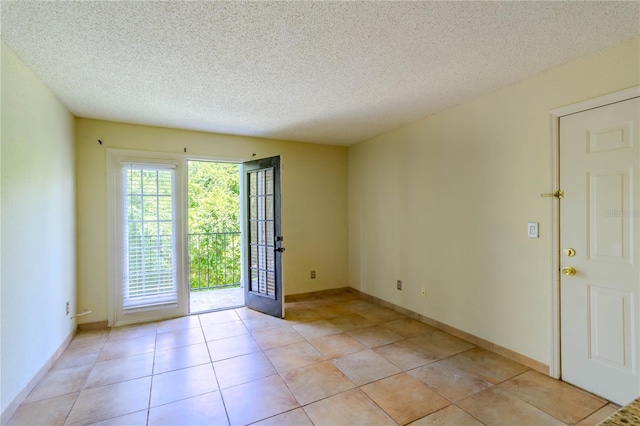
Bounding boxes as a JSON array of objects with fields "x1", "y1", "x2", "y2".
[
  {"x1": 266, "y1": 169, "x2": 274, "y2": 195},
  {"x1": 257, "y1": 171, "x2": 265, "y2": 195},
  {"x1": 266, "y1": 196, "x2": 273, "y2": 220},
  {"x1": 258, "y1": 221, "x2": 265, "y2": 245},
  {"x1": 124, "y1": 166, "x2": 177, "y2": 309},
  {"x1": 267, "y1": 249, "x2": 274, "y2": 270},
  {"x1": 250, "y1": 173, "x2": 257, "y2": 196},
  {"x1": 266, "y1": 221, "x2": 274, "y2": 245},
  {"x1": 247, "y1": 166, "x2": 277, "y2": 300},
  {"x1": 267, "y1": 272, "x2": 275, "y2": 296},
  {"x1": 250, "y1": 221, "x2": 257, "y2": 243}
]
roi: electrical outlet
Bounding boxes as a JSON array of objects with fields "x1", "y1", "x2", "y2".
[
  {"x1": 66, "y1": 301, "x2": 70, "y2": 315},
  {"x1": 397, "y1": 280, "x2": 402, "y2": 290},
  {"x1": 421, "y1": 288, "x2": 426, "y2": 298},
  {"x1": 310, "y1": 270, "x2": 316, "y2": 279}
]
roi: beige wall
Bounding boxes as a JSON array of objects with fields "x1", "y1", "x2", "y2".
[
  {"x1": 1, "y1": 41, "x2": 76, "y2": 413},
  {"x1": 348, "y1": 36, "x2": 640, "y2": 366},
  {"x1": 75, "y1": 119, "x2": 348, "y2": 324}
]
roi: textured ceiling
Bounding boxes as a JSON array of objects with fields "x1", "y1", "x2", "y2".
[{"x1": 1, "y1": 2, "x2": 639, "y2": 146}]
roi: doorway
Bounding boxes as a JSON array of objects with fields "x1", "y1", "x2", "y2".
[
  {"x1": 187, "y1": 160, "x2": 243, "y2": 313},
  {"x1": 551, "y1": 88, "x2": 640, "y2": 405}
]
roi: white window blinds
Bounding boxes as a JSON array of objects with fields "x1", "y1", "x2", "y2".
[{"x1": 122, "y1": 163, "x2": 178, "y2": 310}]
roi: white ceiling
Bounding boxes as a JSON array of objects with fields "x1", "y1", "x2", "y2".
[{"x1": 1, "y1": 1, "x2": 638, "y2": 146}]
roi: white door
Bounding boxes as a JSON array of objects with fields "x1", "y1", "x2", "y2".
[{"x1": 560, "y1": 96, "x2": 640, "y2": 405}]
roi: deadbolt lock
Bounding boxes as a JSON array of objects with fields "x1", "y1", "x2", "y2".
[{"x1": 563, "y1": 248, "x2": 576, "y2": 257}]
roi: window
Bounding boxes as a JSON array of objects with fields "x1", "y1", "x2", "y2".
[{"x1": 122, "y1": 163, "x2": 177, "y2": 310}]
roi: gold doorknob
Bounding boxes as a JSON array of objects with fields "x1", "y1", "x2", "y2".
[{"x1": 562, "y1": 266, "x2": 577, "y2": 276}]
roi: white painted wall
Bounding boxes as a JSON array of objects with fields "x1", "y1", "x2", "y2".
[
  {"x1": 0, "y1": 41, "x2": 76, "y2": 413},
  {"x1": 75, "y1": 119, "x2": 348, "y2": 325},
  {"x1": 348, "y1": 36, "x2": 640, "y2": 366}
]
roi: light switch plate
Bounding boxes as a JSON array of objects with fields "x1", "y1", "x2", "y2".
[{"x1": 528, "y1": 222, "x2": 539, "y2": 238}]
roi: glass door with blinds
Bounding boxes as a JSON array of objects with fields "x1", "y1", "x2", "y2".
[
  {"x1": 108, "y1": 151, "x2": 187, "y2": 326},
  {"x1": 243, "y1": 156, "x2": 284, "y2": 318}
]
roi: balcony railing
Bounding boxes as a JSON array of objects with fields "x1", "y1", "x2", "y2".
[{"x1": 188, "y1": 232, "x2": 241, "y2": 292}]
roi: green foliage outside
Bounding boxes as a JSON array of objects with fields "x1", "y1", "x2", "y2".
[{"x1": 188, "y1": 161, "x2": 241, "y2": 291}]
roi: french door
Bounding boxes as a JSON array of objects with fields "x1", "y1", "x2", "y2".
[
  {"x1": 108, "y1": 150, "x2": 188, "y2": 326},
  {"x1": 108, "y1": 150, "x2": 284, "y2": 325},
  {"x1": 243, "y1": 156, "x2": 285, "y2": 318}
]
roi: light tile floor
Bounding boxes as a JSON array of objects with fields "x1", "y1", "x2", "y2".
[
  {"x1": 8, "y1": 291, "x2": 619, "y2": 426},
  {"x1": 190, "y1": 288, "x2": 244, "y2": 314}
]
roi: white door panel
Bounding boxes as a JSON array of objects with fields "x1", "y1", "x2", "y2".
[{"x1": 560, "y1": 96, "x2": 640, "y2": 405}]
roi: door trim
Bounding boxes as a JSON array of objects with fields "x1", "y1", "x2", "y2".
[{"x1": 548, "y1": 86, "x2": 640, "y2": 379}]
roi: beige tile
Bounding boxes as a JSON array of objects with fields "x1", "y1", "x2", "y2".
[
  {"x1": 213, "y1": 351, "x2": 276, "y2": 389},
  {"x1": 362, "y1": 373, "x2": 450, "y2": 425},
  {"x1": 7, "y1": 393, "x2": 77, "y2": 426},
  {"x1": 242, "y1": 314, "x2": 289, "y2": 332},
  {"x1": 198, "y1": 309, "x2": 240, "y2": 326},
  {"x1": 153, "y1": 342, "x2": 211, "y2": 374},
  {"x1": 281, "y1": 361, "x2": 355, "y2": 405},
  {"x1": 87, "y1": 410, "x2": 148, "y2": 426},
  {"x1": 408, "y1": 405, "x2": 483, "y2": 426},
  {"x1": 150, "y1": 363, "x2": 218, "y2": 407},
  {"x1": 98, "y1": 334, "x2": 156, "y2": 361},
  {"x1": 342, "y1": 299, "x2": 379, "y2": 313},
  {"x1": 65, "y1": 377, "x2": 151, "y2": 426},
  {"x1": 222, "y1": 375, "x2": 298, "y2": 426},
  {"x1": 324, "y1": 292, "x2": 362, "y2": 303},
  {"x1": 51, "y1": 343, "x2": 102, "y2": 371},
  {"x1": 347, "y1": 326, "x2": 404, "y2": 348},
  {"x1": 252, "y1": 325, "x2": 304, "y2": 350},
  {"x1": 234, "y1": 306, "x2": 265, "y2": 320},
  {"x1": 207, "y1": 333, "x2": 261, "y2": 362},
  {"x1": 291, "y1": 319, "x2": 341, "y2": 339},
  {"x1": 303, "y1": 388, "x2": 396, "y2": 426},
  {"x1": 85, "y1": 352, "x2": 154, "y2": 389},
  {"x1": 457, "y1": 387, "x2": 566, "y2": 426},
  {"x1": 156, "y1": 315, "x2": 202, "y2": 333},
  {"x1": 284, "y1": 300, "x2": 311, "y2": 309},
  {"x1": 108, "y1": 322, "x2": 157, "y2": 341},
  {"x1": 308, "y1": 332, "x2": 367, "y2": 359},
  {"x1": 381, "y1": 317, "x2": 437, "y2": 338},
  {"x1": 359, "y1": 307, "x2": 405, "y2": 324},
  {"x1": 331, "y1": 349, "x2": 401, "y2": 385},
  {"x1": 148, "y1": 391, "x2": 228, "y2": 425},
  {"x1": 283, "y1": 307, "x2": 324, "y2": 324},
  {"x1": 448, "y1": 347, "x2": 529, "y2": 384},
  {"x1": 202, "y1": 320, "x2": 249, "y2": 341},
  {"x1": 264, "y1": 341, "x2": 324, "y2": 372},
  {"x1": 252, "y1": 408, "x2": 313, "y2": 426},
  {"x1": 409, "y1": 330, "x2": 475, "y2": 358},
  {"x1": 499, "y1": 370, "x2": 607, "y2": 424},
  {"x1": 374, "y1": 340, "x2": 440, "y2": 370},
  {"x1": 408, "y1": 359, "x2": 493, "y2": 402},
  {"x1": 327, "y1": 312, "x2": 375, "y2": 331},
  {"x1": 309, "y1": 302, "x2": 352, "y2": 319},
  {"x1": 67, "y1": 330, "x2": 109, "y2": 349},
  {"x1": 300, "y1": 299, "x2": 332, "y2": 309},
  {"x1": 155, "y1": 327, "x2": 205, "y2": 350},
  {"x1": 25, "y1": 365, "x2": 91, "y2": 403},
  {"x1": 576, "y1": 404, "x2": 619, "y2": 426}
]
